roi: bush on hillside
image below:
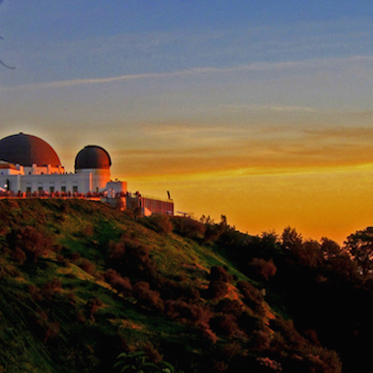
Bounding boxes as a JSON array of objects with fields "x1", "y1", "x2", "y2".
[
  {"x1": 11, "y1": 247, "x2": 27, "y2": 264},
  {"x1": 6, "y1": 225, "x2": 52, "y2": 263},
  {"x1": 247, "y1": 258, "x2": 277, "y2": 282},
  {"x1": 165, "y1": 299, "x2": 217, "y2": 342},
  {"x1": 86, "y1": 297, "x2": 104, "y2": 317},
  {"x1": 78, "y1": 258, "x2": 96, "y2": 275},
  {"x1": 157, "y1": 277, "x2": 201, "y2": 301},
  {"x1": 104, "y1": 269, "x2": 132, "y2": 295},
  {"x1": 215, "y1": 299, "x2": 243, "y2": 318},
  {"x1": 210, "y1": 266, "x2": 233, "y2": 283},
  {"x1": 238, "y1": 311, "x2": 265, "y2": 334},
  {"x1": 205, "y1": 266, "x2": 233, "y2": 299},
  {"x1": 144, "y1": 214, "x2": 173, "y2": 234},
  {"x1": 108, "y1": 240, "x2": 126, "y2": 260},
  {"x1": 249, "y1": 329, "x2": 272, "y2": 352},
  {"x1": 165, "y1": 299, "x2": 211, "y2": 327},
  {"x1": 107, "y1": 237, "x2": 158, "y2": 281},
  {"x1": 206, "y1": 280, "x2": 229, "y2": 300},
  {"x1": 133, "y1": 281, "x2": 164, "y2": 312},
  {"x1": 236, "y1": 281, "x2": 265, "y2": 314},
  {"x1": 210, "y1": 314, "x2": 240, "y2": 337},
  {"x1": 171, "y1": 216, "x2": 206, "y2": 239},
  {"x1": 40, "y1": 278, "x2": 63, "y2": 300}
]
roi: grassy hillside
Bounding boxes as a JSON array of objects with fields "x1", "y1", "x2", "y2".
[{"x1": 0, "y1": 198, "x2": 353, "y2": 372}]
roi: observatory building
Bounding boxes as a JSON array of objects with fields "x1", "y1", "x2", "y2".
[
  {"x1": 0, "y1": 132, "x2": 174, "y2": 215},
  {"x1": 0, "y1": 132, "x2": 125, "y2": 195}
]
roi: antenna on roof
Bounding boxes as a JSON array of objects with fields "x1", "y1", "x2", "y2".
[{"x1": 167, "y1": 191, "x2": 171, "y2": 200}]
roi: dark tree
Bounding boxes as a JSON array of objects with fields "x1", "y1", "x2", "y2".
[
  {"x1": 344, "y1": 227, "x2": 373, "y2": 278},
  {"x1": 320, "y1": 237, "x2": 342, "y2": 259},
  {"x1": 281, "y1": 226, "x2": 303, "y2": 251}
]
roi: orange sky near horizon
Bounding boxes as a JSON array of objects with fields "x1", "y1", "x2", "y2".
[
  {"x1": 119, "y1": 161, "x2": 373, "y2": 246},
  {"x1": 100, "y1": 114, "x2": 373, "y2": 245}
]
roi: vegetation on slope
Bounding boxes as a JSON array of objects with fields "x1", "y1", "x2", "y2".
[{"x1": 0, "y1": 198, "x2": 369, "y2": 372}]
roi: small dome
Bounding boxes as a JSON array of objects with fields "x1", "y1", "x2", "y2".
[
  {"x1": 0, "y1": 132, "x2": 61, "y2": 167},
  {"x1": 75, "y1": 145, "x2": 112, "y2": 170}
]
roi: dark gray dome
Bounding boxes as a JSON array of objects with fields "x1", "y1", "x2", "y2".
[
  {"x1": 0, "y1": 132, "x2": 61, "y2": 167},
  {"x1": 75, "y1": 145, "x2": 111, "y2": 170}
]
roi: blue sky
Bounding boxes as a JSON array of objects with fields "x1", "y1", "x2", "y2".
[
  {"x1": 1, "y1": 1, "x2": 372, "y2": 81},
  {"x1": 1, "y1": 1, "x2": 373, "y2": 241}
]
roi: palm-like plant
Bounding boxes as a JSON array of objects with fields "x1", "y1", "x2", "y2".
[{"x1": 114, "y1": 351, "x2": 175, "y2": 373}]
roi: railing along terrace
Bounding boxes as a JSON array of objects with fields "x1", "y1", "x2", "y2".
[{"x1": 0, "y1": 190, "x2": 127, "y2": 199}]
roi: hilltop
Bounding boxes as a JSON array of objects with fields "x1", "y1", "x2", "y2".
[{"x1": 0, "y1": 198, "x2": 371, "y2": 372}]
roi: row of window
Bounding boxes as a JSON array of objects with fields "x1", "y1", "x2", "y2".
[{"x1": 25, "y1": 186, "x2": 79, "y2": 193}]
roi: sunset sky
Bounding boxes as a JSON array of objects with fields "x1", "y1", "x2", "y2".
[{"x1": 1, "y1": 1, "x2": 373, "y2": 243}]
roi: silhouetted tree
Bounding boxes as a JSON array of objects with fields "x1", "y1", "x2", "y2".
[
  {"x1": 344, "y1": 227, "x2": 373, "y2": 278},
  {"x1": 203, "y1": 215, "x2": 228, "y2": 243},
  {"x1": 320, "y1": 237, "x2": 342, "y2": 260},
  {"x1": 281, "y1": 226, "x2": 303, "y2": 251},
  {"x1": 301, "y1": 239, "x2": 323, "y2": 267}
]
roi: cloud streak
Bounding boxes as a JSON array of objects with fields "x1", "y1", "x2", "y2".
[
  {"x1": 110, "y1": 123, "x2": 373, "y2": 179},
  {"x1": 3, "y1": 55, "x2": 373, "y2": 92}
]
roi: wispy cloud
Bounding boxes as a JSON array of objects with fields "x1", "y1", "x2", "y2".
[
  {"x1": 223, "y1": 104, "x2": 316, "y2": 113},
  {"x1": 270, "y1": 105, "x2": 315, "y2": 112},
  {"x1": 1, "y1": 62, "x2": 301, "y2": 91},
  {"x1": 304, "y1": 126, "x2": 373, "y2": 140},
  {"x1": 109, "y1": 122, "x2": 373, "y2": 178},
  {"x1": 3, "y1": 55, "x2": 372, "y2": 92},
  {"x1": 0, "y1": 71, "x2": 186, "y2": 90}
]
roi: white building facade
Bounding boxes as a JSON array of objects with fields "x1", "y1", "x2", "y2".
[{"x1": 0, "y1": 133, "x2": 126, "y2": 196}]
